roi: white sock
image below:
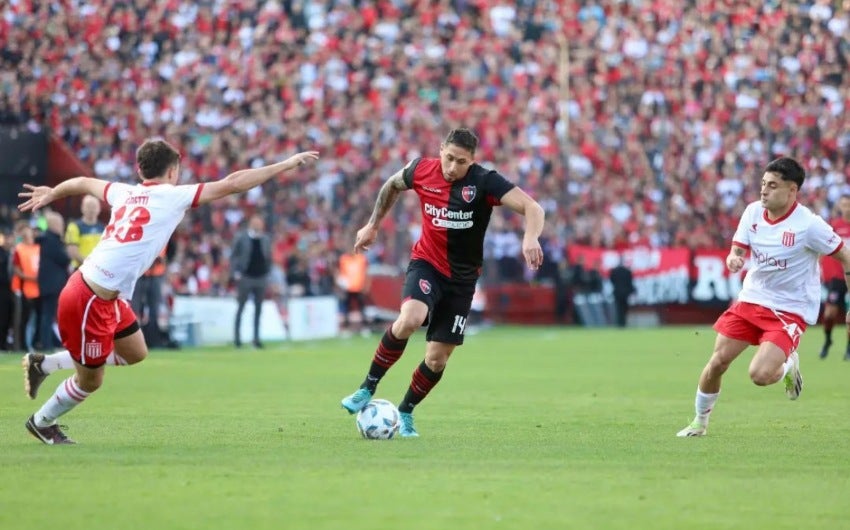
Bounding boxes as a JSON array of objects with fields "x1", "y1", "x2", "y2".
[
  {"x1": 34, "y1": 376, "x2": 91, "y2": 427},
  {"x1": 41, "y1": 350, "x2": 127, "y2": 373},
  {"x1": 695, "y1": 388, "x2": 719, "y2": 423},
  {"x1": 41, "y1": 350, "x2": 75, "y2": 374},
  {"x1": 781, "y1": 352, "x2": 797, "y2": 378}
]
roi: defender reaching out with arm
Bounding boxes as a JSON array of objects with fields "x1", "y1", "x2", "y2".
[{"x1": 18, "y1": 139, "x2": 317, "y2": 444}]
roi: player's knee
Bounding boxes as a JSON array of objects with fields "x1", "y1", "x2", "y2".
[
  {"x1": 748, "y1": 366, "x2": 774, "y2": 386},
  {"x1": 707, "y1": 352, "x2": 732, "y2": 374},
  {"x1": 114, "y1": 344, "x2": 148, "y2": 364},
  {"x1": 395, "y1": 313, "x2": 425, "y2": 336},
  {"x1": 79, "y1": 380, "x2": 103, "y2": 393},
  {"x1": 75, "y1": 372, "x2": 104, "y2": 393},
  {"x1": 424, "y1": 357, "x2": 447, "y2": 372},
  {"x1": 129, "y1": 349, "x2": 148, "y2": 364}
]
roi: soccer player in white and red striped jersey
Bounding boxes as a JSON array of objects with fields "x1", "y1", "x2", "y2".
[
  {"x1": 678, "y1": 157, "x2": 850, "y2": 437},
  {"x1": 18, "y1": 139, "x2": 318, "y2": 444},
  {"x1": 818, "y1": 194, "x2": 850, "y2": 359}
]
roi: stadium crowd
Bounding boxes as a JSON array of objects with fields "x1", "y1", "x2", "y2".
[{"x1": 1, "y1": 0, "x2": 849, "y2": 302}]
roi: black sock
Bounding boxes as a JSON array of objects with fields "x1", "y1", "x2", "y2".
[
  {"x1": 398, "y1": 361, "x2": 443, "y2": 414},
  {"x1": 360, "y1": 326, "x2": 408, "y2": 394}
]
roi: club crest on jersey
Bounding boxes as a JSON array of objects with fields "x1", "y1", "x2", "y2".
[
  {"x1": 461, "y1": 185, "x2": 476, "y2": 203},
  {"x1": 419, "y1": 279, "x2": 432, "y2": 294},
  {"x1": 782, "y1": 231, "x2": 796, "y2": 247},
  {"x1": 84, "y1": 341, "x2": 102, "y2": 359}
]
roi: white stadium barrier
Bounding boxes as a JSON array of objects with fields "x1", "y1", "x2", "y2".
[{"x1": 170, "y1": 295, "x2": 339, "y2": 346}]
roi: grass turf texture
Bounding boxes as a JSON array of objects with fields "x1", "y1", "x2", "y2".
[{"x1": 0, "y1": 326, "x2": 847, "y2": 530}]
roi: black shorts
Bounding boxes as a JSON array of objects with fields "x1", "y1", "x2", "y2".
[
  {"x1": 825, "y1": 279, "x2": 848, "y2": 309},
  {"x1": 401, "y1": 259, "x2": 476, "y2": 345}
]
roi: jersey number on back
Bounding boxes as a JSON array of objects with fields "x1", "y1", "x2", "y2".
[{"x1": 103, "y1": 206, "x2": 151, "y2": 243}]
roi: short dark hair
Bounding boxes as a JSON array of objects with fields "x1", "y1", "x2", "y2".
[
  {"x1": 764, "y1": 157, "x2": 805, "y2": 189},
  {"x1": 136, "y1": 139, "x2": 181, "y2": 180},
  {"x1": 444, "y1": 128, "x2": 478, "y2": 155}
]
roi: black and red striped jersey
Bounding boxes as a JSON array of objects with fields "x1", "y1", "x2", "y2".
[{"x1": 402, "y1": 157, "x2": 515, "y2": 281}]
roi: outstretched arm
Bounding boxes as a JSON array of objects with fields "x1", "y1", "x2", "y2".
[
  {"x1": 18, "y1": 177, "x2": 108, "y2": 212},
  {"x1": 353, "y1": 169, "x2": 409, "y2": 252},
  {"x1": 196, "y1": 151, "x2": 319, "y2": 205},
  {"x1": 499, "y1": 187, "x2": 545, "y2": 270}
]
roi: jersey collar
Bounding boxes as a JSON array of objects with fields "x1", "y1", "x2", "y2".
[{"x1": 763, "y1": 201, "x2": 798, "y2": 225}]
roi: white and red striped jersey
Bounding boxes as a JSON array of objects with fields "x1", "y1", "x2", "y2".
[
  {"x1": 732, "y1": 201, "x2": 842, "y2": 324},
  {"x1": 78, "y1": 181, "x2": 204, "y2": 298}
]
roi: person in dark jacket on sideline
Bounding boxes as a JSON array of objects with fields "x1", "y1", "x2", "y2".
[
  {"x1": 609, "y1": 259, "x2": 636, "y2": 328},
  {"x1": 0, "y1": 232, "x2": 13, "y2": 350},
  {"x1": 37, "y1": 211, "x2": 70, "y2": 350}
]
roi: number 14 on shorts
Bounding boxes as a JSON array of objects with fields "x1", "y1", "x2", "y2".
[{"x1": 452, "y1": 315, "x2": 466, "y2": 334}]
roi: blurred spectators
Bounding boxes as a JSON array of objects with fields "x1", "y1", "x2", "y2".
[
  {"x1": 132, "y1": 246, "x2": 172, "y2": 348},
  {"x1": 1, "y1": 0, "x2": 849, "y2": 290},
  {"x1": 0, "y1": 231, "x2": 13, "y2": 350},
  {"x1": 65, "y1": 194, "x2": 105, "y2": 269}
]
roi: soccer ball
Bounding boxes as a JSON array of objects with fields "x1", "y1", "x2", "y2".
[{"x1": 355, "y1": 399, "x2": 400, "y2": 440}]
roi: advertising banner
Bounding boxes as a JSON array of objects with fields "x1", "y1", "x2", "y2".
[{"x1": 567, "y1": 246, "x2": 691, "y2": 305}]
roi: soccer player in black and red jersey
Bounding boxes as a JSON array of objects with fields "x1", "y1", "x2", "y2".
[
  {"x1": 819, "y1": 194, "x2": 850, "y2": 360},
  {"x1": 340, "y1": 128, "x2": 545, "y2": 437}
]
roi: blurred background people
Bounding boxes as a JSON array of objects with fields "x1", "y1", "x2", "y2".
[
  {"x1": 609, "y1": 259, "x2": 636, "y2": 328},
  {"x1": 12, "y1": 220, "x2": 40, "y2": 352},
  {"x1": 285, "y1": 252, "x2": 312, "y2": 298},
  {"x1": 132, "y1": 246, "x2": 171, "y2": 349},
  {"x1": 337, "y1": 247, "x2": 370, "y2": 337},
  {"x1": 1, "y1": 1, "x2": 849, "y2": 335},
  {"x1": 231, "y1": 215, "x2": 272, "y2": 348},
  {"x1": 0, "y1": 231, "x2": 13, "y2": 350},
  {"x1": 65, "y1": 195, "x2": 104, "y2": 269},
  {"x1": 36, "y1": 211, "x2": 69, "y2": 351}
]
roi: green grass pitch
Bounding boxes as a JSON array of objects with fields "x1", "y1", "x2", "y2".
[{"x1": 0, "y1": 326, "x2": 848, "y2": 530}]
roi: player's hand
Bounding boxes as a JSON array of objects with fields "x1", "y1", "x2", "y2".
[
  {"x1": 522, "y1": 236, "x2": 544, "y2": 271},
  {"x1": 18, "y1": 184, "x2": 56, "y2": 212},
  {"x1": 354, "y1": 224, "x2": 378, "y2": 253},
  {"x1": 726, "y1": 254, "x2": 745, "y2": 273},
  {"x1": 284, "y1": 151, "x2": 320, "y2": 171}
]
